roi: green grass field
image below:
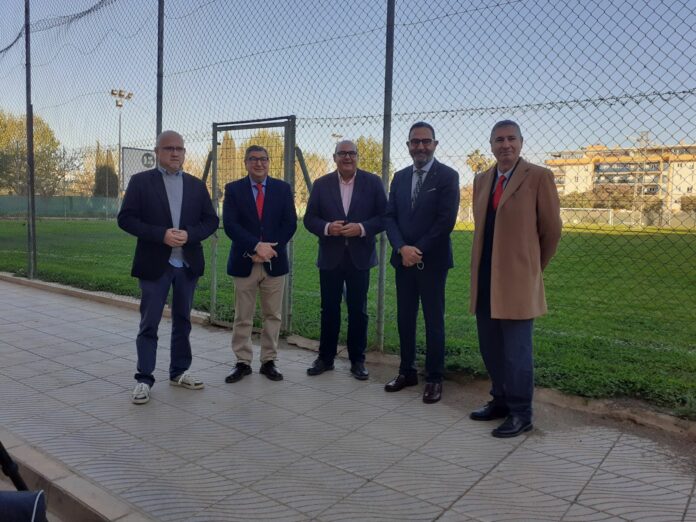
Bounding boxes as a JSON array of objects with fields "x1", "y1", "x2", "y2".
[{"x1": 1, "y1": 219, "x2": 694, "y2": 418}]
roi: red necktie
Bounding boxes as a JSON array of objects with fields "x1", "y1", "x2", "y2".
[
  {"x1": 492, "y1": 175, "x2": 505, "y2": 211},
  {"x1": 255, "y1": 183, "x2": 264, "y2": 219}
]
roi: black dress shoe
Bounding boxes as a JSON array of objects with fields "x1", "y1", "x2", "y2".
[
  {"x1": 491, "y1": 415, "x2": 533, "y2": 438},
  {"x1": 422, "y1": 382, "x2": 442, "y2": 404},
  {"x1": 349, "y1": 362, "x2": 369, "y2": 381},
  {"x1": 470, "y1": 401, "x2": 509, "y2": 421},
  {"x1": 307, "y1": 358, "x2": 334, "y2": 376},
  {"x1": 225, "y1": 362, "x2": 252, "y2": 383},
  {"x1": 384, "y1": 374, "x2": 418, "y2": 392},
  {"x1": 259, "y1": 361, "x2": 283, "y2": 381}
]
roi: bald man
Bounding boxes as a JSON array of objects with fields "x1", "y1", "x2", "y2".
[{"x1": 118, "y1": 130, "x2": 219, "y2": 405}]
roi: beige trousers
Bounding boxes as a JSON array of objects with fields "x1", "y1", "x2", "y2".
[{"x1": 231, "y1": 263, "x2": 285, "y2": 364}]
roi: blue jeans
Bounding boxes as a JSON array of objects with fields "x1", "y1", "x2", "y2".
[{"x1": 135, "y1": 265, "x2": 198, "y2": 386}]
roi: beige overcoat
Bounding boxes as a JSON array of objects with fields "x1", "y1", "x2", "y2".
[{"x1": 469, "y1": 158, "x2": 562, "y2": 319}]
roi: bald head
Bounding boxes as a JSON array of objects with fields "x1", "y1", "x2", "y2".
[{"x1": 155, "y1": 130, "x2": 186, "y2": 173}]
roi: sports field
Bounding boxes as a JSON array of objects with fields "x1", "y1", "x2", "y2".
[{"x1": 1, "y1": 219, "x2": 694, "y2": 418}]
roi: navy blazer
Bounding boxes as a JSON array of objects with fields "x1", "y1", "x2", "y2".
[
  {"x1": 304, "y1": 169, "x2": 387, "y2": 271},
  {"x1": 223, "y1": 176, "x2": 297, "y2": 277},
  {"x1": 384, "y1": 159, "x2": 460, "y2": 271},
  {"x1": 117, "y1": 168, "x2": 219, "y2": 280}
]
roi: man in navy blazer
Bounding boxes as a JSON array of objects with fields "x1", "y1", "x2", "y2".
[
  {"x1": 223, "y1": 145, "x2": 297, "y2": 383},
  {"x1": 304, "y1": 140, "x2": 387, "y2": 380},
  {"x1": 118, "y1": 130, "x2": 219, "y2": 405},
  {"x1": 384, "y1": 122, "x2": 460, "y2": 403}
]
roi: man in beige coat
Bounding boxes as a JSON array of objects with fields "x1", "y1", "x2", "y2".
[{"x1": 469, "y1": 120, "x2": 561, "y2": 438}]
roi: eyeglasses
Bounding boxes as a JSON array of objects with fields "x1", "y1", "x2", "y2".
[
  {"x1": 246, "y1": 156, "x2": 269, "y2": 163},
  {"x1": 408, "y1": 139, "x2": 434, "y2": 147},
  {"x1": 161, "y1": 146, "x2": 185, "y2": 152},
  {"x1": 335, "y1": 151, "x2": 358, "y2": 158}
]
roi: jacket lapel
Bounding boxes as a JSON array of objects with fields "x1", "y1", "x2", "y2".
[
  {"x1": 497, "y1": 158, "x2": 527, "y2": 210},
  {"x1": 329, "y1": 172, "x2": 347, "y2": 219},
  {"x1": 151, "y1": 170, "x2": 173, "y2": 227},
  {"x1": 245, "y1": 176, "x2": 260, "y2": 223},
  {"x1": 411, "y1": 160, "x2": 438, "y2": 211},
  {"x1": 345, "y1": 170, "x2": 363, "y2": 219},
  {"x1": 475, "y1": 166, "x2": 496, "y2": 223}
]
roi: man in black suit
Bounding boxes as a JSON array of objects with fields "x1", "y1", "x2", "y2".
[
  {"x1": 304, "y1": 139, "x2": 387, "y2": 380},
  {"x1": 383, "y1": 122, "x2": 460, "y2": 403},
  {"x1": 118, "y1": 130, "x2": 219, "y2": 405},
  {"x1": 223, "y1": 145, "x2": 297, "y2": 383}
]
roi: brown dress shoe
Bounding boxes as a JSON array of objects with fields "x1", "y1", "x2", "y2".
[
  {"x1": 384, "y1": 374, "x2": 418, "y2": 392},
  {"x1": 422, "y1": 382, "x2": 442, "y2": 404}
]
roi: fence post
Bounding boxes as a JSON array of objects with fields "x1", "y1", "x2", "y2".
[{"x1": 376, "y1": 0, "x2": 396, "y2": 353}]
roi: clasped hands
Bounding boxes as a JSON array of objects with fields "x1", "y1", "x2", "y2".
[
  {"x1": 327, "y1": 220, "x2": 361, "y2": 238},
  {"x1": 251, "y1": 241, "x2": 278, "y2": 263},
  {"x1": 164, "y1": 228, "x2": 188, "y2": 247},
  {"x1": 399, "y1": 245, "x2": 422, "y2": 267}
]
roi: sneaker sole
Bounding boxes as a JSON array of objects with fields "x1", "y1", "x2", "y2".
[
  {"x1": 169, "y1": 381, "x2": 205, "y2": 390},
  {"x1": 132, "y1": 396, "x2": 150, "y2": 405}
]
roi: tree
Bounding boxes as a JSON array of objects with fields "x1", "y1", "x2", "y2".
[
  {"x1": 559, "y1": 191, "x2": 594, "y2": 208},
  {"x1": 680, "y1": 195, "x2": 696, "y2": 213},
  {"x1": 93, "y1": 145, "x2": 118, "y2": 197},
  {"x1": 0, "y1": 110, "x2": 69, "y2": 196},
  {"x1": 356, "y1": 135, "x2": 390, "y2": 177},
  {"x1": 592, "y1": 185, "x2": 634, "y2": 209},
  {"x1": 295, "y1": 151, "x2": 328, "y2": 209},
  {"x1": 466, "y1": 149, "x2": 495, "y2": 174}
]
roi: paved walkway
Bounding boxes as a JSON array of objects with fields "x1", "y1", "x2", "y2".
[{"x1": 0, "y1": 279, "x2": 694, "y2": 521}]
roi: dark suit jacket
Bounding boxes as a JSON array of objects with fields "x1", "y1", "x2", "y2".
[
  {"x1": 117, "y1": 168, "x2": 219, "y2": 280},
  {"x1": 223, "y1": 176, "x2": 297, "y2": 277},
  {"x1": 384, "y1": 159, "x2": 460, "y2": 271},
  {"x1": 303, "y1": 169, "x2": 387, "y2": 270}
]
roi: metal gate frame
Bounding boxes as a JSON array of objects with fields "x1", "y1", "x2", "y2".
[{"x1": 209, "y1": 116, "x2": 296, "y2": 331}]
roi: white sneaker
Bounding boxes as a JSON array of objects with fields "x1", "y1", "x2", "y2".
[
  {"x1": 170, "y1": 371, "x2": 204, "y2": 390},
  {"x1": 132, "y1": 382, "x2": 150, "y2": 404}
]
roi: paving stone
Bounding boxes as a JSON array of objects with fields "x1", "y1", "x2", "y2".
[
  {"x1": 451, "y1": 475, "x2": 571, "y2": 521},
  {"x1": 374, "y1": 451, "x2": 483, "y2": 507},
  {"x1": 198, "y1": 436, "x2": 304, "y2": 486},
  {"x1": 578, "y1": 469, "x2": 689, "y2": 521},
  {"x1": 312, "y1": 431, "x2": 410, "y2": 479},
  {"x1": 315, "y1": 481, "x2": 444, "y2": 521},
  {"x1": 250, "y1": 457, "x2": 366, "y2": 517},
  {"x1": 187, "y1": 488, "x2": 306, "y2": 521}
]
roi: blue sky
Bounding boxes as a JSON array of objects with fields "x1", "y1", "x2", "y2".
[{"x1": 1, "y1": 0, "x2": 695, "y2": 183}]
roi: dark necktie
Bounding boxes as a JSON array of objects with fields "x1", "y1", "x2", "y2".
[
  {"x1": 412, "y1": 169, "x2": 424, "y2": 208},
  {"x1": 492, "y1": 175, "x2": 505, "y2": 211},
  {"x1": 255, "y1": 183, "x2": 264, "y2": 219}
]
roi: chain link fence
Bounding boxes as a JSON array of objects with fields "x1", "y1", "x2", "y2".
[{"x1": 1, "y1": 1, "x2": 695, "y2": 387}]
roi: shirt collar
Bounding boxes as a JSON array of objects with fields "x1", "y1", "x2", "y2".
[
  {"x1": 336, "y1": 170, "x2": 357, "y2": 185},
  {"x1": 158, "y1": 165, "x2": 182, "y2": 177},
  {"x1": 413, "y1": 158, "x2": 435, "y2": 174},
  {"x1": 249, "y1": 176, "x2": 267, "y2": 187}
]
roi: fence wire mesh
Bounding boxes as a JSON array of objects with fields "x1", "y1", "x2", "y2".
[{"x1": 1, "y1": 1, "x2": 695, "y2": 395}]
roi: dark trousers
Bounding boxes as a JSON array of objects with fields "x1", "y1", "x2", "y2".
[
  {"x1": 318, "y1": 253, "x2": 370, "y2": 364},
  {"x1": 395, "y1": 265, "x2": 448, "y2": 383},
  {"x1": 476, "y1": 297, "x2": 534, "y2": 421},
  {"x1": 135, "y1": 265, "x2": 198, "y2": 386}
]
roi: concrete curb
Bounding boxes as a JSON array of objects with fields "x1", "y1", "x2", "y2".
[{"x1": 0, "y1": 428, "x2": 155, "y2": 522}]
